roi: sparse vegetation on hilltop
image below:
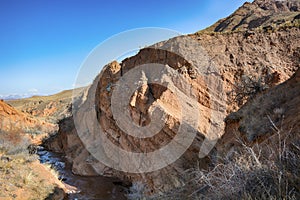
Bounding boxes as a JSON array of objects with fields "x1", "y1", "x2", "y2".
[
  {"x1": 6, "y1": 87, "x2": 87, "y2": 123},
  {"x1": 197, "y1": 0, "x2": 300, "y2": 34}
]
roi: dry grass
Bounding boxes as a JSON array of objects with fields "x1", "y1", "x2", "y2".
[
  {"x1": 44, "y1": 163, "x2": 60, "y2": 180},
  {"x1": 150, "y1": 122, "x2": 299, "y2": 200},
  {"x1": 0, "y1": 129, "x2": 61, "y2": 199},
  {"x1": 0, "y1": 129, "x2": 30, "y2": 155},
  {"x1": 0, "y1": 155, "x2": 56, "y2": 199}
]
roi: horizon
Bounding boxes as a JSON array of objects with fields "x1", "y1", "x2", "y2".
[{"x1": 0, "y1": 0, "x2": 250, "y2": 98}]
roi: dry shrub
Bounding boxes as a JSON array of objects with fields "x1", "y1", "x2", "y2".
[
  {"x1": 0, "y1": 157, "x2": 55, "y2": 199},
  {"x1": 228, "y1": 70, "x2": 279, "y2": 107},
  {"x1": 0, "y1": 129, "x2": 57, "y2": 199},
  {"x1": 0, "y1": 129, "x2": 30, "y2": 155},
  {"x1": 151, "y1": 126, "x2": 299, "y2": 200}
]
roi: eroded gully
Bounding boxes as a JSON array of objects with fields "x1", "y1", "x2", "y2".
[{"x1": 37, "y1": 146, "x2": 127, "y2": 200}]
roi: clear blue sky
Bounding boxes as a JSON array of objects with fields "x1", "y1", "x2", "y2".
[{"x1": 0, "y1": 0, "x2": 249, "y2": 97}]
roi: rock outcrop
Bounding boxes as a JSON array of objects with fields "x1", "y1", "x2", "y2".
[
  {"x1": 46, "y1": 37, "x2": 227, "y2": 193},
  {"x1": 194, "y1": 26, "x2": 299, "y2": 110},
  {"x1": 218, "y1": 67, "x2": 300, "y2": 158},
  {"x1": 255, "y1": 0, "x2": 300, "y2": 12},
  {"x1": 44, "y1": 0, "x2": 300, "y2": 195},
  {"x1": 201, "y1": 0, "x2": 300, "y2": 33}
]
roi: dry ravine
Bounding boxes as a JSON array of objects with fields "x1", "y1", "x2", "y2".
[{"x1": 1, "y1": 0, "x2": 299, "y2": 199}]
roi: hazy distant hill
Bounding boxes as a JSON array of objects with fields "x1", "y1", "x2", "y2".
[
  {"x1": 6, "y1": 87, "x2": 88, "y2": 123},
  {"x1": 0, "y1": 94, "x2": 35, "y2": 100}
]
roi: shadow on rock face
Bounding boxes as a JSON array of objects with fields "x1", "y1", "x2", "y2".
[{"x1": 45, "y1": 187, "x2": 66, "y2": 200}]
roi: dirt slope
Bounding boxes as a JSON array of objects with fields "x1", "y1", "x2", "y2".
[
  {"x1": 219, "y1": 67, "x2": 300, "y2": 156},
  {"x1": 0, "y1": 100, "x2": 56, "y2": 135}
]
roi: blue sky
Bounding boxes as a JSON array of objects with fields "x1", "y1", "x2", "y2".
[{"x1": 0, "y1": 0, "x2": 250, "y2": 96}]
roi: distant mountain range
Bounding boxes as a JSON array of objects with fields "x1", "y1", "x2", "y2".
[
  {"x1": 0, "y1": 94, "x2": 36, "y2": 100},
  {"x1": 0, "y1": 93, "x2": 52, "y2": 100}
]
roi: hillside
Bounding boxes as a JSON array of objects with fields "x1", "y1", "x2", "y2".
[
  {"x1": 6, "y1": 87, "x2": 88, "y2": 123},
  {"x1": 44, "y1": 2, "x2": 299, "y2": 198},
  {"x1": 0, "y1": 100, "x2": 66, "y2": 199},
  {"x1": 200, "y1": 0, "x2": 300, "y2": 33},
  {"x1": 2, "y1": 0, "x2": 299, "y2": 199},
  {"x1": 220, "y1": 67, "x2": 300, "y2": 151},
  {"x1": 0, "y1": 100, "x2": 56, "y2": 135},
  {"x1": 163, "y1": 68, "x2": 300, "y2": 200}
]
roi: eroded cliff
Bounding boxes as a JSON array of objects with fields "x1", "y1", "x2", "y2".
[{"x1": 44, "y1": 0, "x2": 300, "y2": 195}]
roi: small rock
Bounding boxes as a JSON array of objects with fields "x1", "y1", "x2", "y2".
[
  {"x1": 28, "y1": 144, "x2": 38, "y2": 154},
  {"x1": 0, "y1": 156, "x2": 11, "y2": 162},
  {"x1": 45, "y1": 187, "x2": 66, "y2": 200}
]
